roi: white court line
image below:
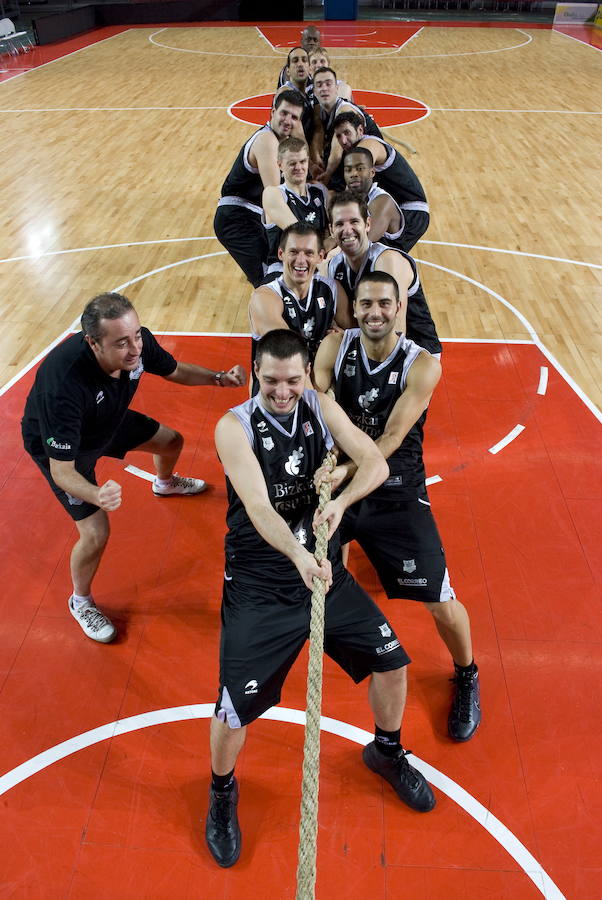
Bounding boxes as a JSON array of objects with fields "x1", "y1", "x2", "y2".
[
  {"x1": 399, "y1": 28, "x2": 533, "y2": 60},
  {"x1": 537, "y1": 367, "x2": 549, "y2": 396},
  {"x1": 0, "y1": 235, "x2": 218, "y2": 266},
  {"x1": 421, "y1": 239, "x2": 602, "y2": 271},
  {"x1": 488, "y1": 424, "x2": 525, "y2": 455},
  {"x1": 4, "y1": 105, "x2": 600, "y2": 116},
  {"x1": 124, "y1": 464, "x2": 155, "y2": 483},
  {"x1": 400, "y1": 25, "x2": 424, "y2": 50},
  {"x1": 255, "y1": 25, "x2": 276, "y2": 52},
  {"x1": 0, "y1": 29, "x2": 131, "y2": 86},
  {"x1": 425, "y1": 475, "x2": 442, "y2": 486},
  {"x1": 147, "y1": 29, "x2": 408, "y2": 60},
  {"x1": 554, "y1": 27, "x2": 602, "y2": 52},
  {"x1": 0, "y1": 706, "x2": 566, "y2": 900},
  {"x1": 414, "y1": 256, "x2": 602, "y2": 423}
]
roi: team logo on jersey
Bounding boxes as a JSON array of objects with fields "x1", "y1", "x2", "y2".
[
  {"x1": 379, "y1": 622, "x2": 392, "y2": 638},
  {"x1": 244, "y1": 680, "x2": 259, "y2": 695},
  {"x1": 257, "y1": 420, "x2": 268, "y2": 433},
  {"x1": 335, "y1": 272, "x2": 344, "y2": 281},
  {"x1": 262, "y1": 437, "x2": 274, "y2": 451},
  {"x1": 302, "y1": 317, "x2": 315, "y2": 338},
  {"x1": 347, "y1": 350, "x2": 357, "y2": 360},
  {"x1": 305, "y1": 211, "x2": 317, "y2": 223},
  {"x1": 317, "y1": 297, "x2": 325, "y2": 309},
  {"x1": 388, "y1": 371, "x2": 399, "y2": 385},
  {"x1": 344, "y1": 365, "x2": 355, "y2": 377},
  {"x1": 287, "y1": 305, "x2": 297, "y2": 318},
  {"x1": 358, "y1": 388, "x2": 379, "y2": 410},
  {"x1": 294, "y1": 525, "x2": 308, "y2": 545},
  {"x1": 285, "y1": 447, "x2": 304, "y2": 476},
  {"x1": 403, "y1": 559, "x2": 417, "y2": 573},
  {"x1": 95, "y1": 390, "x2": 104, "y2": 404},
  {"x1": 129, "y1": 360, "x2": 144, "y2": 380},
  {"x1": 302, "y1": 421, "x2": 314, "y2": 437}
]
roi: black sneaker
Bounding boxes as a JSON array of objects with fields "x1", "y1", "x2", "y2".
[
  {"x1": 448, "y1": 666, "x2": 481, "y2": 742},
  {"x1": 362, "y1": 741, "x2": 435, "y2": 812},
  {"x1": 205, "y1": 779, "x2": 241, "y2": 867}
]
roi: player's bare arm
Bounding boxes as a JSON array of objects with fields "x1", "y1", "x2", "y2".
[
  {"x1": 333, "y1": 282, "x2": 354, "y2": 331},
  {"x1": 357, "y1": 136, "x2": 387, "y2": 166},
  {"x1": 376, "y1": 351, "x2": 441, "y2": 459},
  {"x1": 249, "y1": 131, "x2": 281, "y2": 188},
  {"x1": 368, "y1": 195, "x2": 397, "y2": 243},
  {"x1": 49, "y1": 458, "x2": 122, "y2": 511},
  {"x1": 262, "y1": 186, "x2": 299, "y2": 228},
  {"x1": 249, "y1": 286, "x2": 289, "y2": 336},
  {"x1": 215, "y1": 413, "x2": 332, "y2": 591},
  {"x1": 313, "y1": 331, "x2": 343, "y2": 392},
  {"x1": 314, "y1": 391, "x2": 388, "y2": 536}
]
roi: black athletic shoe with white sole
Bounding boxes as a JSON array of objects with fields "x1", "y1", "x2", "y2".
[
  {"x1": 362, "y1": 741, "x2": 435, "y2": 812},
  {"x1": 448, "y1": 667, "x2": 481, "y2": 742},
  {"x1": 205, "y1": 779, "x2": 241, "y2": 867}
]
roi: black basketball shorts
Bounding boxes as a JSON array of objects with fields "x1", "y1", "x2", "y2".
[{"x1": 214, "y1": 562, "x2": 410, "y2": 728}]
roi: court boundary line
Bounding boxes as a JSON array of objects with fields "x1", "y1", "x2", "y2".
[
  {"x1": 0, "y1": 705, "x2": 566, "y2": 900},
  {"x1": 554, "y1": 27, "x2": 602, "y2": 52},
  {"x1": 0, "y1": 29, "x2": 132, "y2": 85}
]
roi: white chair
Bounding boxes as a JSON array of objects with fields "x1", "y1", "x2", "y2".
[{"x1": 0, "y1": 17, "x2": 31, "y2": 55}]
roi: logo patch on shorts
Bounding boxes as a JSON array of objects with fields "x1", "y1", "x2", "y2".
[
  {"x1": 403, "y1": 559, "x2": 416, "y2": 573},
  {"x1": 244, "y1": 680, "x2": 259, "y2": 695},
  {"x1": 379, "y1": 622, "x2": 392, "y2": 638},
  {"x1": 376, "y1": 639, "x2": 401, "y2": 655},
  {"x1": 397, "y1": 577, "x2": 427, "y2": 586}
]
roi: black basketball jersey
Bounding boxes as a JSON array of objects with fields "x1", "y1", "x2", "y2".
[
  {"x1": 225, "y1": 391, "x2": 337, "y2": 571},
  {"x1": 367, "y1": 136, "x2": 428, "y2": 210},
  {"x1": 327, "y1": 242, "x2": 441, "y2": 354},
  {"x1": 333, "y1": 329, "x2": 426, "y2": 496},
  {"x1": 219, "y1": 124, "x2": 275, "y2": 212},
  {"x1": 264, "y1": 182, "x2": 329, "y2": 264}
]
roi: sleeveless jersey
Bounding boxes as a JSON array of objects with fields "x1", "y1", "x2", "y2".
[
  {"x1": 367, "y1": 182, "x2": 405, "y2": 249},
  {"x1": 225, "y1": 391, "x2": 337, "y2": 571},
  {"x1": 366, "y1": 136, "x2": 428, "y2": 211},
  {"x1": 327, "y1": 242, "x2": 441, "y2": 354},
  {"x1": 333, "y1": 329, "x2": 426, "y2": 496},
  {"x1": 263, "y1": 182, "x2": 329, "y2": 265},
  {"x1": 251, "y1": 273, "x2": 338, "y2": 367},
  {"x1": 218, "y1": 124, "x2": 275, "y2": 215}
]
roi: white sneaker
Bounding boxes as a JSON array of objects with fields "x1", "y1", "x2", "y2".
[
  {"x1": 69, "y1": 597, "x2": 116, "y2": 643},
  {"x1": 152, "y1": 474, "x2": 207, "y2": 496}
]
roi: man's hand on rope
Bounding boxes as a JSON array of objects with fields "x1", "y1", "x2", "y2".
[
  {"x1": 313, "y1": 462, "x2": 349, "y2": 495},
  {"x1": 313, "y1": 497, "x2": 345, "y2": 540},
  {"x1": 293, "y1": 548, "x2": 333, "y2": 593}
]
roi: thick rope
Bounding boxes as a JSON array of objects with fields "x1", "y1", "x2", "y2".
[
  {"x1": 295, "y1": 451, "x2": 337, "y2": 900},
  {"x1": 382, "y1": 128, "x2": 417, "y2": 155}
]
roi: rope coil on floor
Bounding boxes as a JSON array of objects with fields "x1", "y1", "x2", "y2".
[{"x1": 295, "y1": 452, "x2": 337, "y2": 900}]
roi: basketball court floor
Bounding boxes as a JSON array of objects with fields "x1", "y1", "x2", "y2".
[{"x1": 0, "y1": 17, "x2": 601, "y2": 900}]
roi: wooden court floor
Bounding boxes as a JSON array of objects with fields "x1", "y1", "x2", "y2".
[{"x1": 0, "y1": 19, "x2": 601, "y2": 900}]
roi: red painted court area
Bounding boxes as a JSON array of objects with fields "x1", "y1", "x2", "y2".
[
  {"x1": 231, "y1": 89, "x2": 429, "y2": 128},
  {"x1": 0, "y1": 336, "x2": 600, "y2": 898},
  {"x1": 260, "y1": 23, "x2": 423, "y2": 50}
]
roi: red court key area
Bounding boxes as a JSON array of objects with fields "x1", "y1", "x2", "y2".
[{"x1": 229, "y1": 89, "x2": 429, "y2": 129}]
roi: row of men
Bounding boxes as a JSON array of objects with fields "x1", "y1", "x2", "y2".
[
  {"x1": 214, "y1": 71, "x2": 429, "y2": 288},
  {"x1": 21, "y1": 274, "x2": 479, "y2": 869}
]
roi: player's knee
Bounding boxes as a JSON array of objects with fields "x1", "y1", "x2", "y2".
[
  {"x1": 426, "y1": 597, "x2": 457, "y2": 626},
  {"x1": 78, "y1": 514, "x2": 110, "y2": 552},
  {"x1": 164, "y1": 428, "x2": 184, "y2": 454}
]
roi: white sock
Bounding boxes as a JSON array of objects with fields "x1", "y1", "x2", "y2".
[
  {"x1": 72, "y1": 593, "x2": 92, "y2": 609},
  {"x1": 154, "y1": 476, "x2": 172, "y2": 487}
]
